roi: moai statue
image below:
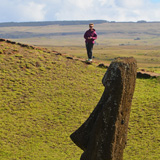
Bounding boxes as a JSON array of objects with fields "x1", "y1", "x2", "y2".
[{"x1": 70, "y1": 57, "x2": 137, "y2": 160}]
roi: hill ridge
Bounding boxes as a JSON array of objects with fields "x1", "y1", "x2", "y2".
[{"x1": 0, "y1": 38, "x2": 159, "y2": 78}]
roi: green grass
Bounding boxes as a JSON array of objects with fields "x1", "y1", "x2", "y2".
[
  {"x1": 51, "y1": 45, "x2": 160, "y2": 73},
  {"x1": 0, "y1": 41, "x2": 160, "y2": 159},
  {"x1": 124, "y1": 78, "x2": 160, "y2": 160}
]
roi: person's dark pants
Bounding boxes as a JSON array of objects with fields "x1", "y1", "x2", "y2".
[{"x1": 86, "y1": 42, "x2": 94, "y2": 59}]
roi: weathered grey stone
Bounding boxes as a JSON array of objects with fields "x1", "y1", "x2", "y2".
[
  {"x1": 0, "y1": 38, "x2": 6, "y2": 41},
  {"x1": 6, "y1": 40, "x2": 16, "y2": 44},
  {"x1": 70, "y1": 57, "x2": 137, "y2": 160},
  {"x1": 98, "y1": 63, "x2": 108, "y2": 68}
]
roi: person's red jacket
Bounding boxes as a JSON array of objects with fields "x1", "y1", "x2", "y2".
[{"x1": 84, "y1": 29, "x2": 97, "y2": 44}]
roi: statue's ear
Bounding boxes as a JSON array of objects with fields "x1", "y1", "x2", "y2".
[
  {"x1": 102, "y1": 70, "x2": 108, "y2": 86},
  {"x1": 102, "y1": 61, "x2": 120, "y2": 87}
]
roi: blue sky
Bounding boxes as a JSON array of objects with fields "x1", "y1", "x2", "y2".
[
  {"x1": 151, "y1": 0, "x2": 160, "y2": 2},
  {"x1": 0, "y1": 0, "x2": 160, "y2": 22}
]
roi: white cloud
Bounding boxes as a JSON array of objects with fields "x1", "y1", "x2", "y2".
[
  {"x1": 68, "y1": 0, "x2": 94, "y2": 9},
  {"x1": 98, "y1": 0, "x2": 107, "y2": 6},
  {"x1": 0, "y1": 1, "x2": 46, "y2": 22},
  {"x1": 0, "y1": 0, "x2": 160, "y2": 22},
  {"x1": 115, "y1": 0, "x2": 146, "y2": 8},
  {"x1": 54, "y1": 0, "x2": 160, "y2": 21},
  {"x1": 18, "y1": 2, "x2": 46, "y2": 21}
]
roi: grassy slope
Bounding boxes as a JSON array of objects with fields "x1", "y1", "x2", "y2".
[
  {"x1": 51, "y1": 45, "x2": 160, "y2": 73},
  {"x1": 0, "y1": 41, "x2": 160, "y2": 160}
]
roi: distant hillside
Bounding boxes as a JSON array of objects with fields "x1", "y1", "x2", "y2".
[
  {"x1": 0, "y1": 39, "x2": 159, "y2": 160},
  {"x1": 0, "y1": 20, "x2": 107, "y2": 27},
  {"x1": 0, "y1": 31, "x2": 85, "y2": 39},
  {"x1": 1, "y1": 20, "x2": 159, "y2": 28},
  {"x1": 1, "y1": 21, "x2": 160, "y2": 46}
]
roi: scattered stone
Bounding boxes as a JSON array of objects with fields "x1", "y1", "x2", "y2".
[
  {"x1": 11, "y1": 41, "x2": 16, "y2": 44},
  {"x1": 17, "y1": 43, "x2": 22, "y2": 46},
  {"x1": 97, "y1": 63, "x2": 108, "y2": 68},
  {"x1": 21, "y1": 44, "x2": 29, "y2": 48},
  {"x1": 134, "y1": 37, "x2": 141, "y2": 40},
  {"x1": 70, "y1": 57, "x2": 137, "y2": 160},
  {"x1": 6, "y1": 40, "x2": 16, "y2": 44},
  {"x1": 55, "y1": 53, "x2": 62, "y2": 56},
  {"x1": 119, "y1": 44, "x2": 125, "y2": 46},
  {"x1": 0, "y1": 38, "x2": 6, "y2": 42},
  {"x1": 66, "y1": 56, "x2": 73, "y2": 59},
  {"x1": 137, "y1": 71, "x2": 159, "y2": 78},
  {"x1": 29, "y1": 46, "x2": 35, "y2": 49},
  {"x1": 137, "y1": 72, "x2": 151, "y2": 78}
]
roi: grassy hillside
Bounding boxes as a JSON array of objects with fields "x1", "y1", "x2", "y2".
[
  {"x1": 51, "y1": 45, "x2": 160, "y2": 73},
  {"x1": 0, "y1": 41, "x2": 160, "y2": 160}
]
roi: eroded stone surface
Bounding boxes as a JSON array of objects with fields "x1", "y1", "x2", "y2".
[{"x1": 70, "y1": 57, "x2": 137, "y2": 160}]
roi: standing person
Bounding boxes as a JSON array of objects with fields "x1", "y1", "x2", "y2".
[{"x1": 84, "y1": 23, "x2": 97, "y2": 62}]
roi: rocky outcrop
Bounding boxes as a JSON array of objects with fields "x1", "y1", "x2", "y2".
[
  {"x1": 0, "y1": 38, "x2": 6, "y2": 41},
  {"x1": 70, "y1": 57, "x2": 137, "y2": 160},
  {"x1": 0, "y1": 38, "x2": 57, "y2": 54},
  {"x1": 6, "y1": 40, "x2": 16, "y2": 44},
  {"x1": 98, "y1": 63, "x2": 109, "y2": 68},
  {"x1": 137, "y1": 71, "x2": 160, "y2": 78}
]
